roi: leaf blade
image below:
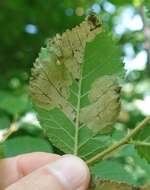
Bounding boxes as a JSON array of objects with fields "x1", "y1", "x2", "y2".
[{"x1": 30, "y1": 14, "x2": 124, "y2": 162}]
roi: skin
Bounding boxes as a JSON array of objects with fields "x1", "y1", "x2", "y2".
[{"x1": 0, "y1": 152, "x2": 90, "y2": 190}]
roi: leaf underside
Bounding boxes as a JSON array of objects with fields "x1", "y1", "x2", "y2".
[{"x1": 30, "y1": 14, "x2": 123, "y2": 162}]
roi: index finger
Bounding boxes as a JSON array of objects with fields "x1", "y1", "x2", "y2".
[{"x1": 0, "y1": 152, "x2": 60, "y2": 189}]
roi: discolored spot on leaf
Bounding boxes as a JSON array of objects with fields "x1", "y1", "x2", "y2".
[
  {"x1": 80, "y1": 76, "x2": 121, "y2": 133},
  {"x1": 30, "y1": 14, "x2": 101, "y2": 120},
  {"x1": 30, "y1": 47, "x2": 74, "y2": 119},
  {"x1": 47, "y1": 13, "x2": 101, "y2": 80}
]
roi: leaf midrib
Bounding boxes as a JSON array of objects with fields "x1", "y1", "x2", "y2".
[{"x1": 74, "y1": 64, "x2": 83, "y2": 155}]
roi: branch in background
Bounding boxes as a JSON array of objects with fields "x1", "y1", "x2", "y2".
[
  {"x1": 86, "y1": 116, "x2": 150, "y2": 165},
  {"x1": 0, "y1": 122, "x2": 19, "y2": 143}
]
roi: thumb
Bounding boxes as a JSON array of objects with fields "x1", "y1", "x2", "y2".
[{"x1": 6, "y1": 155, "x2": 90, "y2": 190}]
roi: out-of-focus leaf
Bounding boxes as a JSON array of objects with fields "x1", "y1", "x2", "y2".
[
  {"x1": 145, "y1": 0, "x2": 150, "y2": 17},
  {"x1": 0, "y1": 115, "x2": 10, "y2": 129},
  {"x1": 0, "y1": 146, "x2": 4, "y2": 158},
  {"x1": 19, "y1": 123, "x2": 43, "y2": 136},
  {"x1": 134, "y1": 124, "x2": 150, "y2": 163},
  {"x1": 118, "y1": 145, "x2": 150, "y2": 184},
  {"x1": 0, "y1": 91, "x2": 30, "y2": 115},
  {"x1": 1, "y1": 136, "x2": 53, "y2": 157},
  {"x1": 109, "y1": 0, "x2": 133, "y2": 6}
]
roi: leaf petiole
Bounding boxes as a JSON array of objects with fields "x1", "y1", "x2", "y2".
[{"x1": 129, "y1": 140, "x2": 150, "y2": 147}]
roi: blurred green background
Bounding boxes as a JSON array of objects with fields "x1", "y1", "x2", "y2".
[{"x1": 0, "y1": 0, "x2": 150, "y2": 186}]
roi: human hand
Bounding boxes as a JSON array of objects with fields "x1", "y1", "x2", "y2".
[{"x1": 0, "y1": 152, "x2": 90, "y2": 190}]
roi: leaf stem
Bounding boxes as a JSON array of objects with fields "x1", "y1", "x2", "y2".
[
  {"x1": 0, "y1": 122, "x2": 19, "y2": 143},
  {"x1": 86, "y1": 116, "x2": 150, "y2": 165},
  {"x1": 129, "y1": 140, "x2": 150, "y2": 147}
]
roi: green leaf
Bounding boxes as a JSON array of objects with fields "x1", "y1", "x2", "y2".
[
  {"x1": 37, "y1": 107, "x2": 111, "y2": 160},
  {"x1": 91, "y1": 160, "x2": 136, "y2": 184},
  {"x1": 145, "y1": 0, "x2": 150, "y2": 17},
  {"x1": 30, "y1": 15, "x2": 123, "y2": 162},
  {"x1": 19, "y1": 123, "x2": 43, "y2": 136},
  {"x1": 0, "y1": 91, "x2": 30, "y2": 115},
  {"x1": 0, "y1": 146, "x2": 4, "y2": 158},
  {"x1": 109, "y1": 0, "x2": 133, "y2": 6},
  {"x1": 134, "y1": 124, "x2": 150, "y2": 163},
  {"x1": 0, "y1": 136, "x2": 53, "y2": 157},
  {"x1": 0, "y1": 115, "x2": 10, "y2": 129},
  {"x1": 118, "y1": 145, "x2": 150, "y2": 185}
]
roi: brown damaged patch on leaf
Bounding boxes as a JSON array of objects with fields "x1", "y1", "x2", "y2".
[
  {"x1": 30, "y1": 47, "x2": 74, "y2": 119},
  {"x1": 89, "y1": 180, "x2": 150, "y2": 190},
  {"x1": 80, "y1": 76, "x2": 121, "y2": 133},
  {"x1": 47, "y1": 13, "x2": 101, "y2": 80},
  {"x1": 30, "y1": 14, "x2": 101, "y2": 119}
]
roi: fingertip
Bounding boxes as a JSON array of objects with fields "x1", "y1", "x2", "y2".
[{"x1": 47, "y1": 154, "x2": 90, "y2": 190}]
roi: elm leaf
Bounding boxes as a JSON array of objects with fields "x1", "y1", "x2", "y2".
[{"x1": 30, "y1": 14, "x2": 123, "y2": 160}]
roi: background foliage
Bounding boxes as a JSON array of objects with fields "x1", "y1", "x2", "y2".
[{"x1": 0, "y1": 0, "x2": 150, "y2": 187}]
